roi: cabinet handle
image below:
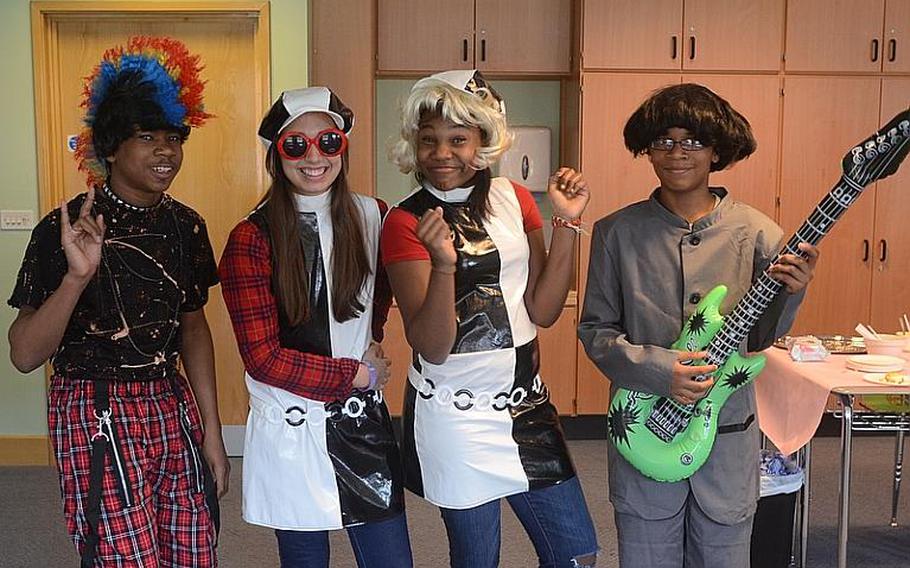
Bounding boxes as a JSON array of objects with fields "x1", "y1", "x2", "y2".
[
  {"x1": 871, "y1": 38, "x2": 880, "y2": 62},
  {"x1": 862, "y1": 239, "x2": 870, "y2": 262},
  {"x1": 889, "y1": 39, "x2": 897, "y2": 62},
  {"x1": 689, "y1": 36, "x2": 696, "y2": 60},
  {"x1": 671, "y1": 35, "x2": 678, "y2": 60},
  {"x1": 462, "y1": 39, "x2": 468, "y2": 62},
  {"x1": 481, "y1": 38, "x2": 486, "y2": 62},
  {"x1": 879, "y1": 239, "x2": 888, "y2": 262}
]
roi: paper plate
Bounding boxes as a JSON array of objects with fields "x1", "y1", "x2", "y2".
[
  {"x1": 846, "y1": 354, "x2": 906, "y2": 373},
  {"x1": 862, "y1": 372, "x2": 910, "y2": 386}
]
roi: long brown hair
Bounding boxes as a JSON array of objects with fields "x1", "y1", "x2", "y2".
[{"x1": 259, "y1": 145, "x2": 371, "y2": 326}]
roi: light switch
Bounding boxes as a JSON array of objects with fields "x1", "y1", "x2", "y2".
[{"x1": 1, "y1": 210, "x2": 36, "y2": 230}]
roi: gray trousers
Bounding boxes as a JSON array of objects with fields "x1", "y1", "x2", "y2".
[{"x1": 615, "y1": 495, "x2": 753, "y2": 568}]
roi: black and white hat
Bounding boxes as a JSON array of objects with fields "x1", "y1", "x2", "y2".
[
  {"x1": 258, "y1": 86, "x2": 354, "y2": 147},
  {"x1": 412, "y1": 69, "x2": 506, "y2": 115}
]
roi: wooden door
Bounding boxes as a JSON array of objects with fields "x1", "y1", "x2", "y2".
[
  {"x1": 475, "y1": 0, "x2": 572, "y2": 74},
  {"x1": 688, "y1": 75, "x2": 782, "y2": 219},
  {"x1": 576, "y1": 73, "x2": 679, "y2": 414},
  {"x1": 537, "y1": 306, "x2": 577, "y2": 414},
  {"x1": 779, "y1": 77, "x2": 880, "y2": 335},
  {"x1": 379, "y1": 307, "x2": 409, "y2": 415},
  {"x1": 683, "y1": 0, "x2": 784, "y2": 71},
  {"x1": 869, "y1": 78, "x2": 910, "y2": 330},
  {"x1": 884, "y1": 0, "x2": 910, "y2": 73},
  {"x1": 310, "y1": 0, "x2": 375, "y2": 195},
  {"x1": 377, "y1": 0, "x2": 474, "y2": 73},
  {"x1": 32, "y1": 6, "x2": 270, "y2": 429},
  {"x1": 581, "y1": 0, "x2": 682, "y2": 70},
  {"x1": 785, "y1": 0, "x2": 885, "y2": 73}
]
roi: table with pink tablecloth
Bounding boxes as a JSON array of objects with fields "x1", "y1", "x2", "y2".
[{"x1": 755, "y1": 347, "x2": 910, "y2": 454}]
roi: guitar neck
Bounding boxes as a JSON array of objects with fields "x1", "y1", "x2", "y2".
[{"x1": 705, "y1": 176, "x2": 863, "y2": 366}]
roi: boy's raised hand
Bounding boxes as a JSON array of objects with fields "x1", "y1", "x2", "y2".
[
  {"x1": 669, "y1": 350, "x2": 717, "y2": 406},
  {"x1": 548, "y1": 167, "x2": 590, "y2": 221},
  {"x1": 60, "y1": 186, "x2": 105, "y2": 282}
]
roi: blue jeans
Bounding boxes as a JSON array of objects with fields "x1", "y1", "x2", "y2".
[
  {"x1": 440, "y1": 476, "x2": 598, "y2": 568},
  {"x1": 275, "y1": 512, "x2": 413, "y2": 568}
]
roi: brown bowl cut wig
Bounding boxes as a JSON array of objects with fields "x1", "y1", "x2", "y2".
[{"x1": 623, "y1": 83, "x2": 756, "y2": 171}]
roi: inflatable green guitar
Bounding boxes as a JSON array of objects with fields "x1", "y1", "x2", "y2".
[{"x1": 609, "y1": 109, "x2": 910, "y2": 482}]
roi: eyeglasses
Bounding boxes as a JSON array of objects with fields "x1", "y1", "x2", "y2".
[
  {"x1": 648, "y1": 138, "x2": 706, "y2": 152},
  {"x1": 277, "y1": 128, "x2": 348, "y2": 160}
]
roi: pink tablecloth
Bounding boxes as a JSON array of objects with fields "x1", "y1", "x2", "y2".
[{"x1": 755, "y1": 348, "x2": 910, "y2": 455}]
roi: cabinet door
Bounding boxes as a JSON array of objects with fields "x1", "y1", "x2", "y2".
[
  {"x1": 780, "y1": 77, "x2": 880, "y2": 335},
  {"x1": 576, "y1": 73, "x2": 679, "y2": 414},
  {"x1": 537, "y1": 306, "x2": 578, "y2": 414},
  {"x1": 475, "y1": 0, "x2": 571, "y2": 74},
  {"x1": 870, "y1": 78, "x2": 910, "y2": 330},
  {"x1": 310, "y1": 0, "x2": 374, "y2": 195},
  {"x1": 381, "y1": 306, "x2": 411, "y2": 416},
  {"x1": 884, "y1": 0, "x2": 910, "y2": 73},
  {"x1": 582, "y1": 0, "x2": 682, "y2": 70},
  {"x1": 785, "y1": 0, "x2": 885, "y2": 73},
  {"x1": 688, "y1": 75, "x2": 781, "y2": 219},
  {"x1": 377, "y1": 0, "x2": 474, "y2": 73},
  {"x1": 683, "y1": 0, "x2": 784, "y2": 71}
]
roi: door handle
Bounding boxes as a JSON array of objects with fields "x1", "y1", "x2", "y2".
[
  {"x1": 862, "y1": 239, "x2": 870, "y2": 262},
  {"x1": 889, "y1": 39, "x2": 897, "y2": 63},
  {"x1": 689, "y1": 36, "x2": 696, "y2": 60},
  {"x1": 481, "y1": 39, "x2": 486, "y2": 62},
  {"x1": 879, "y1": 239, "x2": 888, "y2": 262},
  {"x1": 462, "y1": 39, "x2": 468, "y2": 62},
  {"x1": 671, "y1": 35, "x2": 678, "y2": 60},
  {"x1": 871, "y1": 38, "x2": 880, "y2": 62}
]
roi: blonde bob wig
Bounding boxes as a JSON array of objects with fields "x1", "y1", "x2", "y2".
[{"x1": 390, "y1": 77, "x2": 512, "y2": 176}]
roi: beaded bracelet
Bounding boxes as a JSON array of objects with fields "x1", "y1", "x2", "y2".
[{"x1": 551, "y1": 215, "x2": 584, "y2": 234}]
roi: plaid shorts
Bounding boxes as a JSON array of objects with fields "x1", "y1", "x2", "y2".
[{"x1": 48, "y1": 375, "x2": 217, "y2": 567}]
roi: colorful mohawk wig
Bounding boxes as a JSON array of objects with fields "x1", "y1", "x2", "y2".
[{"x1": 74, "y1": 36, "x2": 211, "y2": 187}]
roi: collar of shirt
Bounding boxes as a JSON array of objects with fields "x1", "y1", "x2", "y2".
[
  {"x1": 648, "y1": 186, "x2": 729, "y2": 231},
  {"x1": 293, "y1": 189, "x2": 332, "y2": 213},
  {"x1": 421, "y1": 181, "x2": 475, "y2": 203}
]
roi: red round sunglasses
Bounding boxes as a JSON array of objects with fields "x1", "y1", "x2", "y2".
[{"x1": 277, "y1": 128, "x2": 348, "y2": 160}]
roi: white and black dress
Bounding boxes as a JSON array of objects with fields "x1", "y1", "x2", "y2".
[
  {"x1": 219, "y1": 190, "x2": 404, "y2": 530},
  {"x1": 381, "y1": 174, "x2": 575, "y2": 509}
]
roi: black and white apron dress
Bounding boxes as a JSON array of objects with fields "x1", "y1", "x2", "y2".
[
  {"x1": 242, "y1": 191, "x2": 403, "y2": 530},
  {"x1": 398, "y1": 178, "x2": 574, "y2": 509}
]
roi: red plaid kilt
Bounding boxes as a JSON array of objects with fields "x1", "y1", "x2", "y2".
[{"x1": 48, "y1": 375, "x2": 217, "y2": 567}]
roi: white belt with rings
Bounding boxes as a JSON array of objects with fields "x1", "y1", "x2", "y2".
[
  {"x1": 413, "y1": 374, "x2": 547, "y2": 412},
  {"x1": 249, "y1": 390, "x2": 383, "y2": 427}
]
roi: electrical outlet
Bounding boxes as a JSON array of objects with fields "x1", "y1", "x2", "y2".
[{"x1": 0, "y1": 210, "x2": 36, "y2": 231}]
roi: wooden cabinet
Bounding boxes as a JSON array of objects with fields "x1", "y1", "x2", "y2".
[
  {"x1": 786, "y1": 0, "x2": 910, "y2": 73},
  {"x1": 582, "y1": 0, "x2": 784, "y2": 71},
  {"x1": 381, "y1": 305, "x2": 578, "y2": 416},
  {"x1": 687, "y1": 75, "x2": 782, "y2": 219},
  {"x1": 884, "y1": 0, "x2": 910, "y2": 73},
  {"x1": 779, "y1": 76, "x2": 909, "y2": 336},
  {"x1": 377, "y1": 0, "x2": 474, "y2": 73},
  {"x1": 377, "y1": 0, "x2": 571, "y2": 74},
  {"x1": 310, "y1": 0, "x2": 375, "y2": 195},
  {"x1": 869, "y1": 78, "x2": 910, "y2": 330}
]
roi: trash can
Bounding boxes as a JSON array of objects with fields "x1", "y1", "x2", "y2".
[{"x1": 751, "y1": 450, "x2": 804, "y2": 568}]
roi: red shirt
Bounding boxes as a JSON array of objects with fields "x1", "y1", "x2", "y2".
[{"x1": 381, "y1": 181, "x2": 543, "y2": 265}]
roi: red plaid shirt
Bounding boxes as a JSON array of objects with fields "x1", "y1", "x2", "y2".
[{"x1": 219, "y1": 209, "x2": 392, "y2": 403}]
